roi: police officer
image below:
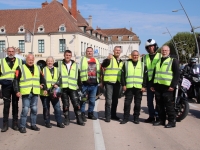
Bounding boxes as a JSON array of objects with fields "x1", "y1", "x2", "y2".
[
  {"x1": 151, "y1": 45, "x2": 179, "y2": 128},
  {"x1": 54, "y1": 50, "x2": 85, "y2": 126},
  {"x1": 101, "y1": 46, "x2": 123, "y2": 122},
  {"x1": 79, "y1": 47, "x2": 100, "y2": 121},
  {"x1": 0, "y1": 47, "x2": 22, "y2": 132},
  {"x1": 13, "y1": 54, "x2": 48, "y2": 133},
  {"x1": 142, "y1": 39, "x2": 161, "y2": 123},
  {"x1": 40, "y1": 56, "x2": 65, "y2": 128},
  {"x1": 120, "y1": 50, "x2": 147, "y2": 124}
]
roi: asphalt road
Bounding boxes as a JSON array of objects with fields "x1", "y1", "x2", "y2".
[{"x1": 0, "y1": 95, "x2": 200, "y2": 150}]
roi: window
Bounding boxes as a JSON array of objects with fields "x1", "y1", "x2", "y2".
[
  {"x1": 19, "y1": 40, "x2": 25, "y2": 53},
  {"x1": 0, "y1": 40, "x2": 5, "y2": 52},
  {"x1": 18, "y1": 26, "x2": 25, "y2": 33},
  {"x1": 59, "y1": 39, "x2": 66, "y2": 52},
  {"x1": 108, "y1": 36, "x2": 111, "y2": 41},
  {"x1": 59, "y1": 24, "x2": 66, "y2": 32},
  {"x1": 38, "y1": 40, "x2": 44, "y2": 53},
  {"x1": 118, "y1": 36, "x2": 122, "y2": 41},
  {"x1": 129, "y1": 36, "x2": 133, "y2": 41},
  {"x1": 38, "y1": 25, "x2": 45, "y2": 33}
]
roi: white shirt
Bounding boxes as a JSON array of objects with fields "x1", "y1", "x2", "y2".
[{"x1": 65, "y1": 61, "x2": 72, "y2": 73}]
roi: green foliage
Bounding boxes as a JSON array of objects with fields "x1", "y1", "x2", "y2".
[{"x1": 162, "y1": 32, "x2": 200, "y2": 63}]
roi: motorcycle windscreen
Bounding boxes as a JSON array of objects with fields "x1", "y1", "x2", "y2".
[{"x1": 191, "y1": 64, "x2": 200, "y2": 75}]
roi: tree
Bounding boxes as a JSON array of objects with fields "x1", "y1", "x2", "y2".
[{"x1": 162, "y1": 32, "x2": 200, "y2": 63}]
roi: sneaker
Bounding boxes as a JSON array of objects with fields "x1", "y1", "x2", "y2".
[
  {"x1": 31, "y1": 125, "x2": 40, "y2": 131},
  {"x1": 81, "y1": 112, "x2": 87, "y2": 122},
  {"x1": 120, "y1": 119, "x2": 128, "y2": 124},
  {"x1": 19, "y1": 127, "x2": 26, "y2": 133}
]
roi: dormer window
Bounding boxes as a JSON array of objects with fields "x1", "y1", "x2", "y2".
[
  {"x1": 108, "y1": 36, "x2": 112, "y2": 41},
  {"x1": 129, "y1": 36, "x2": 133, "y2": 41},
  {"x1": 59, "y1": 24, "x2": 66, "y2": 32},
  {"x1": 38, "y1": 25, "x2": 45, "y2": 33},
  {"x1": 18, "y1": 25, "x2": 25, "y2": 33},
  {"x1": 0, "y1": 26, "x2": 6, "y2": 34}
]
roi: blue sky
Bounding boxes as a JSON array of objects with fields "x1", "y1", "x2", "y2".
[{"x1": 0, "y1": 0, "x2": 200, "y2": 54}]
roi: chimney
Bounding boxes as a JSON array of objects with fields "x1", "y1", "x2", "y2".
[
  {"x1": 71, "y1": 0, "x2": 77, "y2": 20},
  {"x1": 88, "y1": 15, "x2": 92, "y2": 27},
  {"x1": 63, "y1": 0, "x2": 69, "y2": 10},
  {"x1": 42, "y1": 1, "x2": 48, "y2": 8}
]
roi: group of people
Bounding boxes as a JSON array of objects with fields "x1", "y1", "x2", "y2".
[{"x1": 0, "y1": 38, "x2": 179, "y2": 134}]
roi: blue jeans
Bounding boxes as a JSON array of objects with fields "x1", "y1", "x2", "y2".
[
  {"x1": 80, "y1": 85, "x2": 98, "y2": 113},
  {"x1": 40, "y1": 96, "x2": 62, "y2": 124},
  {"x1": 147, "y1": 83, "x2": 157, "y2": 118},
  {"x1": 20, "y1": 93, "x2": 38, "y2": 128}
]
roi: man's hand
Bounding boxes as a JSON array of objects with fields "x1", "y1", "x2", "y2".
[
  {"x1": 141, "y1": 88, "x2": 146, "y2": 92},
  {"x1": 43, "y1": 90, "x2": 48, "y2": 96},
  {"x1": 168, "y1": 87, "x2": 174, "y2": 91},
  {"x1": 16, "y1": 92, "x2": 21, "y2": 97},
  {"x1": 150, "y1": 87, "x2": 155, "y2": 92},
  {"x1": 107, "y1": 53, "x2": 113, "y2": 59},
  {"x1": 123, "y1": 86, "x2": 127, "y2": 92},
  {"x1": 40, "y1": 84, "x2": 44, "y2": 89}
]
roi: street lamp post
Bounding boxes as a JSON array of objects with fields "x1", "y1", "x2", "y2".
[
  {"x1": 172, "y1": 0, "x2": 200, "y2": 63},
  {"x1": 163, "y1": 27, "x2": 179, "y2": 60}
]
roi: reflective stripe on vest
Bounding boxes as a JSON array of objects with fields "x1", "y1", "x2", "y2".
[
  {"x1": 125, "y1": 61, "x2": 144, "y2": 88},
  {"x1": 19, "y1": 64, "x2": 40, "y2": 95},
  {"x1": 58, "y1": 61, "x2": 78, "y2": 90},
  {"x1": 104, "y1": 57, "x2": 123, "y2": 83},
  {"x1": 40, "y1": 67, "x2": 59, "y2": 96},
  {"x1": 79, "y1": 57, "x2": 100, "y2": 83},
  {"x1": 0, "y1": 58, "x2": 22, "y2": 80},
  {"x1": 143, "y1": 53, "x2": 161, "y2": 81},
  {"x1": 154, "y1": 57, "x2": 173, "y2": 86}
]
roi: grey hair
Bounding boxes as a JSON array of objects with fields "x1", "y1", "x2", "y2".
[
  {"x1": 131, "y1": 50, "x2": 139, "y2": 55},
  {"x1": 46, "y1": 56, "x2": 54, "y2": 62}
]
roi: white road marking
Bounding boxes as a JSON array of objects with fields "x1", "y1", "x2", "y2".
[
  {"x1": 93, "y1": 100, "x2": 106, "y2": 150},
  {"x1": 189, "y1": 103, "x2": 199, "y2": 108}
]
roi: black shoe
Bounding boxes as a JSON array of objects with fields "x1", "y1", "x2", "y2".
[
  {"x1": 105, "y1": 117, "x2": 110, "y2": 123},
  {"x1": 31, "y1": 125, "x2": 40, "y2": 131},
  {"x1": 133, "y1": 118, "x2": 139, "y2": 124},
  {"x1": 88, "y1": 112, "x2": 97, "y2": 120},
  {"x1": 111, "y1": 116, "x2": 120, "y2": 120},
  {"x1": 19, "y1": 127, "x2": 26, "y2": 133},
  {"x1": 76, "y1": 115, "x2": 85, "y2": 126},
  {"x1": 120, "y1": 119, "x2": 128, "y2": 124},
  {"x1": 81, "y1": 112, "x2": 87, "y2": 122},
  {"x1": 1, "y1": 122, "x2": 8, "y2": 132},
  {"x1": 12, "y1": 121, "x2": 19, "y2": 131},
  {"x1": 57, "y1": 123, "x2": 65, "y2": 128},
  {"x1": 145, "y1": 117, "x2": 155, "y2": 123},
  {"x1": 165, "y1": 123, "x2": 176, "y2": 128},
  {"x1": 64, "y1": 115, "x2": 70, "y2": 126},
  {"x1": 45, "y1": 123, "x2": 52, "y2": 128},
  {"x1": 153, "y1": 121, "x2": 165, "y2": 126}
]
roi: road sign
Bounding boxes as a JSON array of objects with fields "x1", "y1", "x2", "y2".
[{"x1": 94, "y1": 49, "x2": 99, "y2": 56}]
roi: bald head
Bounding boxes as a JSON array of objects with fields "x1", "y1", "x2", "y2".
[{"x1": 26, "y1": 54, "x2": 34, "y2": 66}]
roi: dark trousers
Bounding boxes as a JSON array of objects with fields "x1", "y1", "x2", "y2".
[
  {"x1": 105, "y1": 83, "x2": 120, "y2": 118},
  {"x1": 61, "y1": 88, "x2": 80, "y2": 115},
  {"x1": 123, "y1": 87, "x2": 142, "y2": 119},
  {"x1": 154, "y1": 85, "x2": 176, "y2": 123},
  {"x1": 2, "y1": 84, "x2": 19, "y2": 123},
  {"x1": 40, "y1": 96, "x2": 62, "y2": 124}
]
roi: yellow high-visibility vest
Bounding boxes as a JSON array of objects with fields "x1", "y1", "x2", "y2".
[
  {"x1": 79, "y1": 56, "x2": 100, "y2": 83},
  {"x1": 19, "y1": 64, "x2": 40, "y2": 95},
  {"x1": 104, "y1": 57, "x2": 123, "y2": 83},
  {"x1": 154, "y1": 57, "x2": 173, "y2": 86},
  {"x1": 0, "y1": 58, "x2": 22, "y2": 80},
  {"x1": 58, "y1": 61, "x2": 78, "y2": 90},
  {"x1": 125, "y1": 61, "x2": 144, "y2": 89}
]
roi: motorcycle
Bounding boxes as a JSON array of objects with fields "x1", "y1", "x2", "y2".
[
  {"x1": 175, "y1": 74, "x2": 190, "y2": 121},
  {"x1": 182, "y1": 64, "x2": 200, "y2": 103}
]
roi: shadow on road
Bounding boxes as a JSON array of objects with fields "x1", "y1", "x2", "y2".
[{"x1": 188, "y1": 109, "x2": 200, "y2": 119}]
